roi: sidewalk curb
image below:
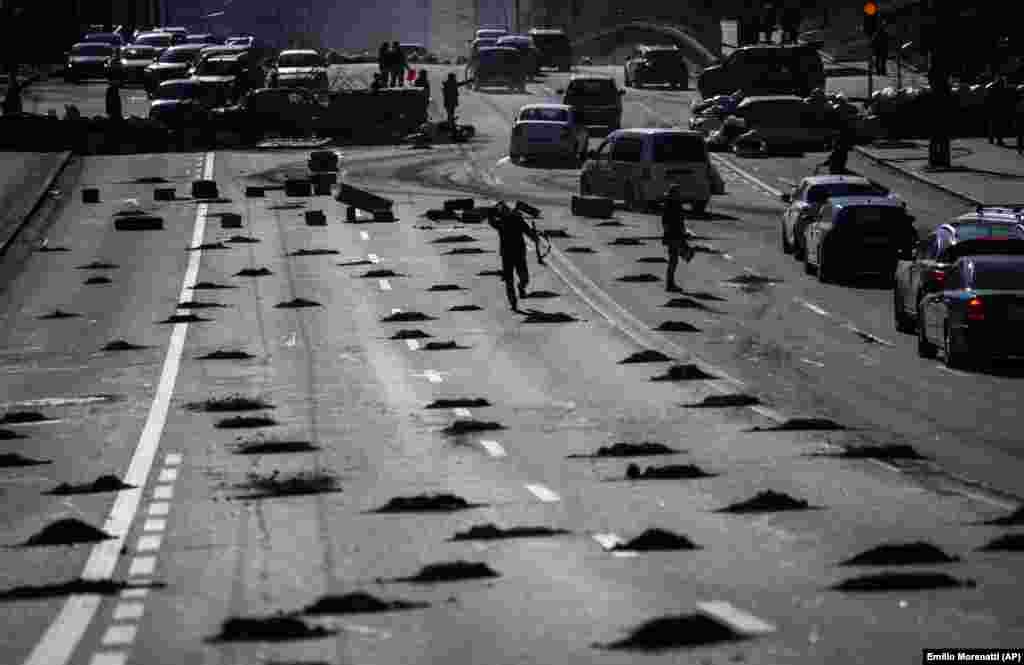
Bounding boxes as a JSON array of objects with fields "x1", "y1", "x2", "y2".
[
  {"x1": 853, "y1": 145, "x2": 983, "y2": 205},
  {"x1": 0, "y1": 150, "x2": 74, "y2": 256}
]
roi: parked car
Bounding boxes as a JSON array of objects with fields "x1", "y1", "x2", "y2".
[
  {"x1": 132, "y1": 31, "x2": 175, "y2": 56},
  {"x1": 144, "y1": 44, "x2": 207, "y2": 95},
  {"x1": 400, "y1": 43, "x2": 428, "y2": 62},
  {"x1": 467, "y1": 46, "x2": 526, "y2": 92},
  {"x1": 496, "y1": 34, "x2": 540, "y2": 76},
  {"x1": 268, "y1": 50, "x2": 328, "y2": 90},
  {"x1": 153, "y1": 27, "x2": 188, "y2": 44},
  {"x1": 624, "y1": 44, "x2": 689, "y2": 89},
  {"x1": 107, "y1": 45, "x2": 159, "y2": 85},
  {"x1": 780, "y1": 175, "x2": 894, "y2": 259},
  {"x1": 560, "y1": 75, "x2": 623, "y2": 132},
  {"x1": 212, "y1": 87, "x2": 323, "y2": 140},
  {"x1": 82, "y1": 32, "x2": 124, "y2": 48},
  {"x1": 917, "y1": 254, "x2": 1024, "y2": 368},
  {"x1": 148, "y1": 78, "x2": 218, "y2": 128},
  {"x1": 707, "y1": 95, "x2": 836, "y2": 155},
  {"x1": 65, "y1": 42, "x2": 116, "y2": 83},
  {"x1": 697, "y1": 43, "x2": 825, "y2": 99},
  {"x1": 509, "y1": 104, "x2": 588, "y2": 165},
  {"x1": 190, "y1": 54, "x2": 252, "y2": 106},
  {"x1": 803, "y1": 196, "x2": 918, "y2": 284},
  {"x1": 528, "y1": 27, "x2": 572, "y2": 71},
  {"x1": 475, "y1": 28, "x2": 508, "y2": 41},
  {"x1": 579, "y1": 128, "x2": 726, "y2": 213},
  {"x1": 893, "y1": 206, "x2": 1024, "y2": 332},
  {"x1": 468, "y1": 37, "x2": 499, "y2": 63}
]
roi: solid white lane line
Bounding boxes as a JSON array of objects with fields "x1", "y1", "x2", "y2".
[
  {"x1": 800, "y1": 358, "x2": 825, "y2": 368},
  {"x1": 164, "y1": 453, "x2": 182, "y2": 466},
  {"x1": 128, "y1": 556, "x2": 156, "y2": 577},
  {"x1": 379, "y1": 279, "x2": 392, "y2": 291},
  {"x1": 21, "y1": 152, "x2": 214, "y2": 665},
  {"x1": 710, "y1": 154, "x2": 784, "y2": 197},
  {"x1": 118, "y1": 587, "x2": 149, "y2": 600},
  {"x1": 390, "y1": 307, "x2": 402, "y2": 314},
  {"x1": 360, "y1": 231, "x2": 369, "y2": 240},
  {"x1": 525, "y1": 484, "x2": 561, "y2": 502},
  {"x1": 111, "y1": 603, "x2": 145, "y2": 621},
  {"x1": 152, "y1": 485, "x2": 173, "y2": 501},
  {"x1": 749, "y1": 405, "x2": 787, "y2": 423},
  {"x1": 593, "y1": 533, "x2": 626, "y2": 550},
  {"x1": 843, "y1": 323, "x2": 894, "y2": 347},
  {"x1": 938, "y1": 366, "x2": 969, "y2": 378},
  {"x1": 368, "y1": 253, "x2": 380, "y2": 263},
  {"x1": 157, "y1": 468, "x2": 177, "y2": 483},
  {"x1": 453, "y1": 407, "x2": 472, "y2": 418},
  {"x1": 142, "y1": 519, "x2": 165, "y2": 533},
  {"x1": 99, "y1": 625, "x2": 137, "y2": 648},
  {"x1": 795, "y1": 297, "x2": 830, "y2": 317},
  {"x1": 405, "y1": 339, "x2": 420, "y2": 350},
  {"x1": 956, "y1": 490, "x2": 1018, "y2": 511},
  {"x1": 696, "y1": 601, "x2": 776, "y2": 635},
  {"x1": 135, "y1": 535, "x2": 162, "y2": 553},
  {"x1": 479, "y1": 440, "x2": 507, "y2": 458},
  {"x1": 88, "y1": 652, "x2": 126, "y2": 665},
  {"x1": 147, "y1": 502, "x2": 170, "y2": 516}
]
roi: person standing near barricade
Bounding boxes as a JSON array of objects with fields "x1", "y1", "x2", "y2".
[
  {"x1": 986, "y1": 74, "x2": 1009, "y2": 146},
  {"x1": 662, "y1": 185, "x2": 691, "y2": 293},
  {"x1": 391, "y1": 41, "x2": 406, "y2": 87},
  {"x1": 106, "y1": 77, "x2": 123, "y2": 122},
  {"x1": 488, "y1": 201, "x2": 541, "y2": 312},
  {"x1": 378, "y1": 42, "x2": 389, "y2": 78},
  {"x1": 442, "y1": 72, "x2": 471, "y2": 132},
  {"x1": 871, "y1": 20, "x2": 889, "y2": 76}
]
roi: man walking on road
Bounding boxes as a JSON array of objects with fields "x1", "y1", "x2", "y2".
[
  {"x1": 105, "y1": 78, "x2": 123, "y2": 122},
  {"x1": 442, "y1": 72, "x2": 470, "y2": 131},
  {"x1": 391, "y1": 41, "x2": 407, "y2": 87},
  {"x1": 662, "y1": 185, "x2": 692, "y2": 293},
  {"x1": 871, "y1": 21, "x2": 889, "y2": 76},
  {"x1": 488, "y1": 201, "x2": 541, "y2": 312}
]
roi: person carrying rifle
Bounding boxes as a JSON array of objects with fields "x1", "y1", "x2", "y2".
[
  {"x1": 442, "y1": 72, "x2": 471, "y2": 132},
  {"x1": 662, "y1": 184, "x2": 693, "y2": 293},
  {"x1": 488, "y1": 201, "x2": 541, "y2": 312}
]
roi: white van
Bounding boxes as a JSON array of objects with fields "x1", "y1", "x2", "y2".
[{"x1": 579, "y1": 128, "x2": 726, "y2": 213}]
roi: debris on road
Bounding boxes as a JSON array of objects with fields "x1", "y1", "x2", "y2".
[
  {"x1": 215, "y1": 415, "x2": 278, "y2": 429},
  {"x1": 288, "y1": 248, "x2": 339, "y2": 256},
  {"x1": 372, "y1": 493, "x2": 482, "y2": 513},
  {"x1": 664, "y1": 297, "x2": 712, "y2": 310},
  {"x1": 651, "y1": 364, "x2": 715, "y2": 381},
  {"x1": 114, "y1": 215, "x2": 164, "y2": 231},
  {"x1": 978, "y1": 534, "x2": 1024, "y2": 551},
  {"x1": 232, "y1": 439, "x2": 319, "y2": 455},
  {"x1": 21, "y1": 518, "x2": 113, "y2": 546},
  {"x1": 840, "y1": 542, "x2": 960, "y2": 566},
  {"x1": 302, "y1": 592, "x2": 428, "y2": 615},
  {"x1": 208, "y1": 614, "x2": 334, "y2": 642},
  {"x1": 198, "y1": 349, "x2": 255, "y2": 360},
  {"x1": 77, "y1": 261, "x2": 119, "y2": 270},
  {"x1": 275, "y1": 298, "x2": 323, "y2": 309},
  {"x1": 390, "y1": 329, "x2": 432, "y2": 340},
  {"x1": 102, "y1": 340, "x2": 148, "y2": 351},
  {"x1": 523, "y1": 290, "x2": 559, "y2": 299},
  {"x1": 718, "y1": 490, "x2": 812, "y2": 513},
  {"x1": 612, "y1": 529, "x2": 700, "y2": 551},
  {"x1": 569, "y1": 442, "x2": 681, "y2": 458},
  {"x1": 82, "y1": 188, "x2": 100, "y2": 204},
  {"x1": 84, "y1": 276, "x2": 112, "y2": 285},
  {"x1": 477, "y1": 270, "x2": 503, "y2": 277},
  {"x1": 565, "y1": 246, "x2": 597, "y2": 253},
  {"x1": 0, "y1": 411, "x2": 48, "y2": 424},
  {"x1": 46, "y1": 475, "x2": 134, "y2": 495},
  {"x1": 226, "y1": 235, "x2": 260, "y2": 244},
  {"x1": 638, "y1": 256, "x2": 668, "y2": 263},
  {"x1": 656, "y1": 321, "x2": 700, "y2": 332},
  {"x1": 189, "y1": 242, "x2": 231, "y2": 251},
  {"x1": 609, "y1": 238, "x2": 645, "y2": 246},
  {"x1": 38, "y1": 309, "x2": 80, "y2": 319},
  {"x1": 233, "y1": 471, "x2": 341, "y2": 498},
  {"x1": 192, "y1": 180, "x2": 219, "y2": 199},
  {"x1": 625, "y1": 463, "x2": 715, "y2": 480},
  {"x1": 831, "y1": 572, "x2": 975, "y2": 592},
  {"x1": 361, "y1": 269, "x2": 404, "y2": 278},
  {"x1": 400, "y1": 561, "x2": 500, "y2": 583},
  {"x1": 235, "y1": 267, "x2": 274, "y2": 277},
  {"x1": 836, "y1": 444, "x2": 924, "y2": 460},
  {"x1": 523, "y1": 311, "x2": 576, "y2": 323},
  {"x1": 0, "y1": 429, "x2": 26, "y2": 440},
  {"x1": 428, "y1": 284, "x2": 464, "y2": 291},
  {"x1": 0, "y1": 453, "x2": 51, "y2": 467},
  {"x1": 191, "y1": 281, "x2": 237, "y2": 289},
  {"x1": 683, "y1": 290, "x2": 726, "y2": 301},
  {"x1": 619, "y1": 350, "x2": 672, "y2": 364},
  {"x1": 186, "y1": 395, "x2": 274, "y2": 412},
  {"x1": 450, "y1": 524, "x2": 570, "y2": 541},
  {"x1": 449, "y1": 304, "x2": 483, "y2": 311},
  {"x1": 381, "y1": 311, "x2": 436, "y2": 322},
  {"x1": 600, "y1": 614, "x2": 744, "y2": 650},
  {"x1": 443, "y1": 420, "x2": 505, "y2": 435},
  {"x1": 422, "y1": 341, "x2": 468, "y2": 351},
  {"x1": 37, "y1": 245, "x2": 69, "y2": 253},
  {"x1": 685, "y1": 394, "x2": 760, "y2": 407},
  {"x1": 749, "y1": 418, "x2": 845, "y2": 432},
  {"x1": 426, "y1": 398, "x2": 491, "y2": 409},
  {"x1": 0, "y1": 579, "x2": 160, "y2": 601},
  {"x1": 158, "y1": 313, "x2": 211, "y2": 324},
  {"x1": 618, "y1": 273, "x2": 660, "y2": 282}
]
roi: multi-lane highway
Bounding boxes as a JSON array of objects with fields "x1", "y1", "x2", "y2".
[{"x1": 2, "y1": 63, "x2": 1023, "y2": 665}]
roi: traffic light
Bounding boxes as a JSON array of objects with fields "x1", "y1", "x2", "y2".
[{"x1": 863, "y1": 1, "x2": 878, "y2": 36}]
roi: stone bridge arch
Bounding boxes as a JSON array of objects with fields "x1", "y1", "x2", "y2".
[{"x1": 570, "y1": 20, "x2": 722, "y2": 69}]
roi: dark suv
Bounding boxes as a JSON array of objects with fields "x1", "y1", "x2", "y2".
[
  {"x1": 528, "y1": 28, "x2": 572, "y2": 71},
  {"x1": 469, "y1": 47, "x2": 526, "y2": 92},
  {"x1": 697, "y1": 44, "x2": 824, "y2": 98},
  {"x1": 624, "y1": 45, "x2": 689, "y2": 89},
  {"x1": 561, "y1": 76, "x2": 623, "y2": 132}
]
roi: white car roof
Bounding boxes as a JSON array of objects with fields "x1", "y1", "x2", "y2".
[
  {"x1": 824, "y1": 195, "x2": 905, "y2": 209},
  {"x1": 280, "y1": 49, "x2": 319, "y2": 56},
  {"x1": 612, "y1": 128, "x2": 704, "y2": 137},
  {"x1": 519, "y1": 103, "x2": 572, "y2": 111},
  {"x1": 801, "y1": 175, "x2": 874, "y2": 186}
]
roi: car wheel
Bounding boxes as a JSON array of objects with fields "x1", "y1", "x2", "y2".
[
  {"x1": 803, "y1": 253, "x2": 815, "y2": 275},
  {"x1": 917, "y1": 307, "x2": 938, "y2": 358},
  {"x1": 635, "y1": 79, "x2": 644, "y2": 89},
  {"x1": 781, "y1": 222, "x2": 792, "y2": 254},
  {"x1": 944, "y1": 324, "x2": 971, "y2": 370},
  {"x1": 893, "y1": 289, "x2": 915, "y2": 334}
]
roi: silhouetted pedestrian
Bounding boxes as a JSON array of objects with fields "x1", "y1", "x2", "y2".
[
  {"x1": 2, "y1": 73, "x2": 24, "y2": 115},
  {"x1": 442, "y1": 72, "x2": 470, "y2": 130},
  {"x1": 821, "y1": 124, "x2": 852, "y2": 174},
  {"x1": 414, "y1": 69, "x2": 429, "y2": 98},
  {"x1": 781, "y1": 7, "x2": 800, "y2": 44},
  {"x1": 662, "y1": 185, "x2": 691, "y2": 293},
  {"x1": 871, "y1": 21, "x2": 889, "y2": 76},
  {"x1": 391, "y1": 41, "x2": 406, "y2": 87},
  {"x1": 105, "y1": 78, "x2": 123, "y2": 122},
  {"x1": 1015, "y1": 91, "x2": 1024, "y2": 154},
  {"x1": 986, "y1": 74, "x2": 1011, "y2": 146},
  {"x1": 378, "y1": 42, "x2": 389, "y2": 76},
  {"x1": 488, "y1": 201, "x2": 540, "y2": 311},
  {"x1": 760, "y1": 3, "x2": 776, "y2": 43}
]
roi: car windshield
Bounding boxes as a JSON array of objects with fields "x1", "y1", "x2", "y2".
[
  {"x1": 956, "y1": 224, "x2": 1024, "y2": 241},
  {"x1": 156, "y1": 82, "x2": 199, "y2": 100},
  {"x1": 645, "y1": 50, "x2": 680, "y2": 62},
  {"x1": 196, "y1": 59, "x2": 239, "y2": 75},
  {"x1": 122, "y1": 48, "x2": 155, "y2": 59},
  {"x1": 137, "y1": 34, "x2": 172, "y2": 48},
  {"x1": 520, "y1": 107, "x2": 569, "y2": 122},
  {"x1": 652, "y1": 134, "x2": 707, "y2": 162},
  {"x1": 159, "y1": 48, "x2": 197, "y2": 63},
  {"x1": 278, "y1": 53, "x2": 321, "y2": 67},
  {"x1": 566, "y1": 80, "x2": 616, "y2": 101},
  {"x1": 970, "y1": 263, "x2": 1024, "y2": 290},
  {"x1": 807, "y1": 183, "x2": 887, "y2": 204},
  {"x1": 71, "y1": 44, "x2": 113, "y2": 56},
  {"x1": 839, "y1": 206, "x2": 902, "y2": 226}
]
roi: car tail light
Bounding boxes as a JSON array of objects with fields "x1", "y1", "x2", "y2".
[
  {"x1": 966, "y1": 296, "x2": 984, "y2": 321},
  {"x1": 929, "y1": 269, "x2": 945, "y2": 287}
]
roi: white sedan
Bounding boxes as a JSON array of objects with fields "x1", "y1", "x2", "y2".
[{"x1": 509, "y1": 104, "x2": 589, "y2": 165}]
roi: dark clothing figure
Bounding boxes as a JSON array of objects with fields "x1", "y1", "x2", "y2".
[
  {"x1": 1015, "y1": 95, "x2": 1024, "y2": 154},
  {"x1": 662, "y1": 190, "x2": 690, "y2": 292},
  {"x1": 105, "y1": 81, "x2": 122, "y2": 121},
  {"x1": 391, "y1": 41, "x2": 406, "y2": 87},
  {"x1": 488, "y1": 203, "x2": 539, "y2": 311},
  {"x1": 871, "y1": 25, "x2": 889, "y2": 76},
  {"x1": 442, "y1": 73, "x2": 469, "y2": 129},
  {"x1": 760, "y1": 4, "x2": 776, "y2": 43},
  {"x1": 781, "y1": 8, "x2": 800, "y2": 44},
  {"x1": 3, "y1": 77, "x2": 24, "y2": 115},
  {"x1": 822, "y1": 125, "x2": 852, "y2": 174},
  {"x1": 414, "y1": 69, "x2": 429, "y2": 98},
  {"x1": 371, "y1": 72, "x2": 385, "y2": 92},
  {"x1": 986, "y1": 76, "x2": 1011, "y2": 146},
  {"x1": 378, "y1": 42, "x2": 390, "y2": 76}
]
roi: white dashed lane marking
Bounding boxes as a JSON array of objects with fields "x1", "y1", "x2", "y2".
[
  {"x1": 152, "y1": 485, "x2": 173, "y2": 500},
  {"x1": 147, "y1": 502, "x2": 170, "y2": 517},
  {"x1": 157, "y1": 468, "x2": 177, "y2": 483},
  {"x1": 525, "y1": 484, "x2": 561, "y2": 502},
  {"x1": 128, "y1": 556, "x2": 156, "y2": 577},
  {"x1": 136, "y1": 535, "x2": 162, "y2": 553},
  {"x1": 99, "y1": 625, "x2": 136, "y2": 648},
  {"x1": 479, "y1": 440, "x2": 507, "y2": 458},
  {"x1": 89, "y1": 652, "x2": 126, "y2": 665},
  {"x1": 795, "y1": 297, "x2": 831, "y2": 317},
  {"x1": 379, "y1": 279, "x2": 392, "y2": 291},
  {"x1": 453, "y1": 407, "x2": 472, "y2": 418},
  {"x1": 423, "y1": 370, "x2": 443, "y2": 383},
  {"x1": 405, "y1": 339, "x2": 420, "y2": 350},
  {"x1": 696, "y1": 601, "x2": 776, "y2": 636},
  {"x1": 111, "y1": 603, "x2": 144, "y2": 621},
  {"x1": 142, "y1": 519, "x2": 165, "y2": 532},
  {"x1": 119, "y1": 587, "x2": 149, "y2": 600},
  {"x1": 360, "y1": 231, "x2": 369, "y2": 240},
  {"x1": 164, "y1": 453, "x2": 182, "y2": 466}
]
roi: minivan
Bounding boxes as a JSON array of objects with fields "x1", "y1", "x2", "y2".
[{"x1": 579, "y1": 129, "x2": 726, "y2": 213}]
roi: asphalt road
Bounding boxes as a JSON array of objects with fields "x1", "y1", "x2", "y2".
[{"x1": 2, "y1": 64, "x2": 1024, "y2": 665}]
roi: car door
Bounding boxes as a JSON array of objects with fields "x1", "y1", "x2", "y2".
[
  {"x1": 784, "y1": 181, "x2": 807, "y2": 243},
  {"x1": 936, "y1": 263, "x2": 963, "y2": 341},
  {"x1": 588, "y1": 139, "x2": 614, "y2": 194},
  {"x1": 905, "y1": 233, "x2": 934, "y2": 313},
  {"x1": 609, "y1": 136, "x2": 643, "y2": 197},
  {"x1": 913, "y1": 232, "x2": 943, "y2": 304}
]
